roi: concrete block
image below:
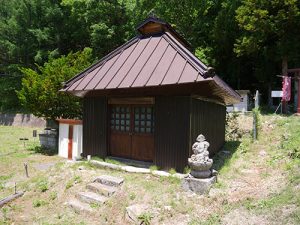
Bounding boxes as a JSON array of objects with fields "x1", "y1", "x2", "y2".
[
  {"x1": 86, "y1": 183, "x2": 117, "y2": 197},
  {"x1": 181, "y1": 176, "x2": 217, "y2": 195},
  {"x1": 66, "y1": 199, "x2": 93, "y2": 214},
  {"x1": 94, "y1": 175, "x2": 124, "y2": 187},
  {"x1": 76, "y1": 191, "x2": 108, "y2": 204}
]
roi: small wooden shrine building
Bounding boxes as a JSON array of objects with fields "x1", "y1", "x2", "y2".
[{"x1": 62, "y1": 17, "x2": 240, "y2": 172}]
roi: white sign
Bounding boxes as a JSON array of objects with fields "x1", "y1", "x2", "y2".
[{"x1": 271, "y1": 91, "x2": 283, "y2": 98}]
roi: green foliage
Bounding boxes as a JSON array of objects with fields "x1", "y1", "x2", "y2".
[
  {"x1": 28, "y1": 146, "x2": 57, "y2": 156},
  {"x1": 235, "y1": 0, "x2": 300, "y2": 57},
  {"x1": 65, "y1": 175, "x2": 82, "y2": 189},
  {"x1": 183, "y1": 166, "x2": 191, "y2": 174},
  {"x1": 65, "y1": 180, "x2": 73, "y2": 190},
  {"x1": 252, "y1": 108, "x2": 261, "y2": 139},
  {"x1": 90, "y1": 202, "x2": 100, "y2": 209},
  {"x1": 168, "y1": 168, "x2": 176, "y2": 175},
  {"x1": 138, "y1": 212, "x2": 153, "y2": 225},
  {"x1": 280, "y1": 117, "x2": 300, "y2": 159},
  {"x1": 33, "y1": 199, "x2": 48, "y2": 208},
  {"x1": 49, "y1": 191, "x2": 57, "y2": 201},
  {"x1": 149, "y1": 165, "x2": 159, "y2": 171},
  {"x1": 36, "y1": 178, "x2": 49, "y2": 192},
  {"x1": 1, "y1": 0, "x2": 300, "y2": 112},
  {"x1": 129, "y1": 192, "x2": 136, "y2": 200},
  {"x1": 18, "y1": 48, "x2": 93, "y2": 119}
]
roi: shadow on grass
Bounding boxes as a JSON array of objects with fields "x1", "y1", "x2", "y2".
[
  {"x1": 28, "y1": 146, "x2": 57, "y2": 156},
  {"x1": 212, "y1": 140, "x2": 241, "y2": 171}
]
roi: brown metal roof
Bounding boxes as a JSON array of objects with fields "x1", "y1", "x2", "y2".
[{"x1": 62, "y1": 18, "x2": 240, "y2": 105}]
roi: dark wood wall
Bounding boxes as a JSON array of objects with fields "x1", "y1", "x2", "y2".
[
  {"x1": 83, "y1": 97, "x2": 107, "y2": 157},
  {"x1": 81, "y1": 95, "x2": 225, "y2": 172},
  {"x1": 190, "y1": 98, "x2": 226, "y2": 156},
  {"x1": 154, "y1": 96, "x2": 191, "y2": 172}
]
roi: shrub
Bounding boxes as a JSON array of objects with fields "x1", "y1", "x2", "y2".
[
  {"x1": 138, "y1": 212, "x2": 153, "y2": 225},
  {"x1": 36, "y1": 178, "x2": 49, "y2": 192},
  {"x1": 149, "y1": 165, "x2": 158, "y2": 172}
]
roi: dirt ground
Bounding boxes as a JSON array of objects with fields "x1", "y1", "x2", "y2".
[{"x1": 0, "y1": 115, "x2": 299, "y2": 225}]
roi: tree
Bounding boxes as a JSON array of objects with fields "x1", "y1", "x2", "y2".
[
  {"x1": 235, "y1": 0, "x2": 300, "y2": 103},
  {"x1": 17, "y1": 48, "x2": 94, "y2": 120},
  {"x1": 62, "y1": 0, "x2": 133, "y2": 58}
]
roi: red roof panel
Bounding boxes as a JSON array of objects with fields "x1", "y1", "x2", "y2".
[
  {"x1": 104, "y1": 39, "x2": 149, "y2": 89},
  {"x1": 146, "y1": 45, "x2": 177, "y2": 86},
  {"x1": 74, "y1": 64, "x2": 103, "y2": 91},
  {"x1": 85, "y1": 54, "x2": 119, "y2": 90},
  {"x1": 96, "y1": 41, "x2": 139, "y2": 89},
  {"x1": 162, "y1": 53, "x2": 186, "y2": 85},
  {"x1": 179, "y1": 62, "x2": 200, "y2": 83},
  {"x1": 132, "y1": 37, "x2": 169, "y2": 87},
  {"x1": 119, "y1": 36, "x2": 161, "y2": 88}
]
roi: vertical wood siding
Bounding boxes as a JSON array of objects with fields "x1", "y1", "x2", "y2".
[
  {"x1": 83, "y1": 97, "x2": 107, "y2": 157},
  {"x1": 190, "y1": 99, "x2": 226, "y2": 156},
  {"x1": 154, "y1": 96, "x2": 190, "y2": 172}
]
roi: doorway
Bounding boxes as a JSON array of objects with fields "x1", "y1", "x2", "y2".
[
  {"x1": 109, "y1": 105, "x2": 154, "y2": 162},
  {"x1": 68, "y1": 125, "x2": 73, "y2": 160}
]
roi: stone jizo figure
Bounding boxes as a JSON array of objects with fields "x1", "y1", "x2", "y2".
[{"x1": 188, "y1": 134, "x2": 213, "y2": 178}]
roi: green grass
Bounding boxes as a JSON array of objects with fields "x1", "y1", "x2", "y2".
[
  {"x1": 1, "y1": 116, "x2": 300, "y2": 224},
  {"x1": 36, "y1": 177, "x2": 49, "y2": 192},
  {"x1": 149, "y1": 165, "x2": 159, "y2": 171},
  {"x1": 32, "y1": 199, "x2": 48, "y2": 208},
  {"x1": 0, "y1": 126, "x2": 42, "y2": 155}
]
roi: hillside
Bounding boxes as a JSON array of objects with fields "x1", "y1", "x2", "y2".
[{"x1": 0, "y1": 113, "x2": 299, "y2": 224}]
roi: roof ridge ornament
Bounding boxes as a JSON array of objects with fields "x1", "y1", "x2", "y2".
[{"x1": 203, "y1": 67, "x2": 216, "y2": 78}]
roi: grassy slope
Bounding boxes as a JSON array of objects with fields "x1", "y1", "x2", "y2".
[
  {"x1": 0, "y1": 115, "x2": 299, "y2": 225},
  {"x1": 206, "y1": 114, "x2": 300, "y2": 225}
]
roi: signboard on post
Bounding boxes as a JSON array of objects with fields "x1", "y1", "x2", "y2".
[{"x1": 271, "y1": 91, "x2": 283, "y2": 98}]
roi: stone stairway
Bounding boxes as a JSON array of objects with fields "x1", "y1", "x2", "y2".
[{"x1": 67, "y1": 175, "x2": 124, "y2": 214}]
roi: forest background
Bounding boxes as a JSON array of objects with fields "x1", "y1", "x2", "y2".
[{"x1": 1, "y1": 0, "x2": 299, "y2": 117}]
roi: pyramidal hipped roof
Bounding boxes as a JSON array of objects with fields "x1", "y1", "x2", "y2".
[{"x1": 62, "y1": 17, "x2": 240, "y2": 105}]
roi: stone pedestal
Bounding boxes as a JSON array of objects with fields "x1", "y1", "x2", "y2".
[{"x1": 182, "y1": 176, "x2": 217, "y2": 195}]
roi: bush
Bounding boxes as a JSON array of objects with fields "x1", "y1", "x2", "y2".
[
  {"x1": 36, "y1": 178, "x2": 49, "y2": 192},
  {"x1": 138, "y1": 212, "x2": 153, "y2": 225},
  {"x1": 28, "y1": 146, "x2": 57, "y2": 156},
  {"x1": 18, "y1": 48, "x2": 94, "y2": 120}
]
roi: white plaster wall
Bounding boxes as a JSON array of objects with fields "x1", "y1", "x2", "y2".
[
  {"x1": 58, "y1": 124, "x2": 69, "y2": 158},
  {"x1": 72, "y1": 125, "x2": 83, "y2": 159},
  {"x1": 227, "y1": 94, "x2": 249, "y2": 112}
]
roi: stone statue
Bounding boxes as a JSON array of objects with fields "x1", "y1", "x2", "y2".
[{"x1": 188, "y1": 134, "x2": 213, "y2": 178}]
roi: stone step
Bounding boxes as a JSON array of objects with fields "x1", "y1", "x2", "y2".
[
  {"x1": 76, "y1": 191, "x2": 108, "y2": 205},
  {"x1": 66, "y1": 199, "x2": 93, "y2": 214},
  {"x1": 87, "y1": 182, "x2": 118, "y2": 197},
  {"x1": 94, "y1": 175, "x2": 124, "y2": 187}
]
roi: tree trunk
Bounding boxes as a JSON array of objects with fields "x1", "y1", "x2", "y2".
[{"x1": 267, "y1": 82, "x2": 272, "y2": 108}]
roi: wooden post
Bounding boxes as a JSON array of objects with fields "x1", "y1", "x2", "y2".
[
  {"x1": 253, "y1": 112, "x2": 257, "y2": 140},
  {"x1": 24, "y1": 163, "x2": 29, "y2": 178},
  {"x1": 282, "y1": 57, "x2": 288, "y2": 114}
]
